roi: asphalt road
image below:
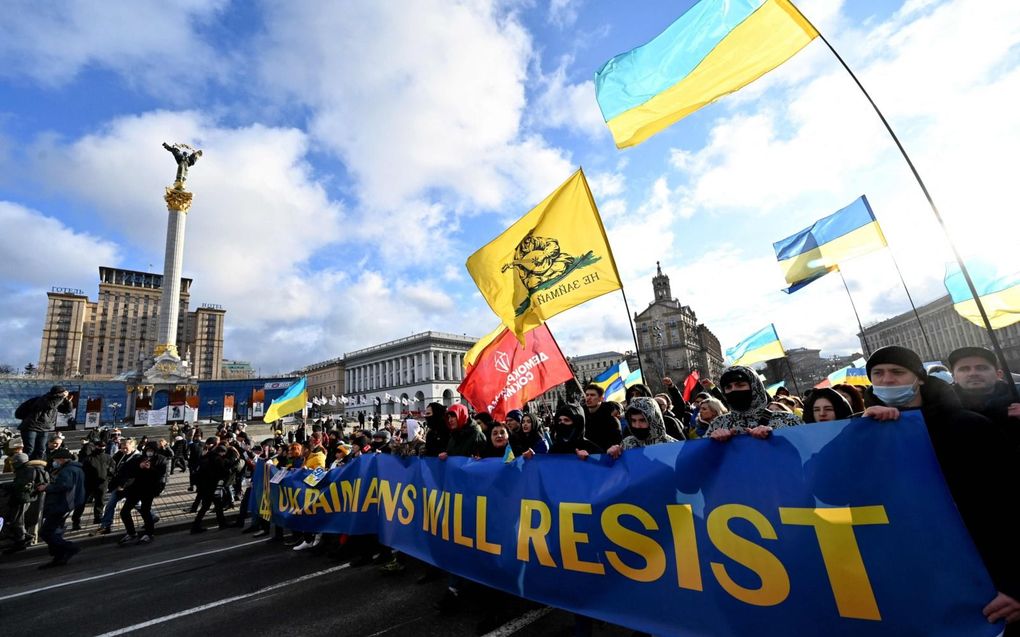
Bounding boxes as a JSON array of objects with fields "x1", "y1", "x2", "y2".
[{"x1": 0, "y1": 527, "x2": 635, "y2": 637}]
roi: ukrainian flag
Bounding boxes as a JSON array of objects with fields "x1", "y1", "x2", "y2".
[
  {"x1": 945, "y1": 260, "x2": 1020, "y2": 329},
  {"x1": 726, "y1": 324, "x2": 786, "y2": 367},
  {"x1": 595, "y1": 0, "x2": 817, "y2": 148},
  {"x1": 263, "y1": 377, "x2": 307, "y2": 423},
  {"x1": 773, "y1": 196, "x2": 887, "y2": 293},
  {"x1": 827, "y1": 366, "x2": 871, "y2": 387},
  {"x1": 594, "y1": 360, "x2": 630, "y2": 403},
  {"x1": 623, "y1": 367, "x2": 644, "y2": 389}
]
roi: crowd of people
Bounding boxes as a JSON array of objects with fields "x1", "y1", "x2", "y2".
[{"x1": 2, "y1": 342, "x2": 1018, "y2": 632}]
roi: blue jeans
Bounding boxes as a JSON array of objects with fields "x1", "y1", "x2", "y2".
[
  {"x1": 21, "y1": 430, "x2": 49, "y2": 461},
  {"x1": 101, "y1": 490, "x2": 124, "y2": 529},
  {"x1": 40, "y1": 514, "x2": 75, "y2": 557}
]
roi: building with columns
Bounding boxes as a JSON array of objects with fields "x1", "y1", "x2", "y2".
[{"x1": 341, "y1": 331, "x2": 477, "y2": 417}]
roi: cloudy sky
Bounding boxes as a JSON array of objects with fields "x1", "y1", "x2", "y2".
[{"x1": 1, "y1": 0, "x2": 1017, "y2": 375}]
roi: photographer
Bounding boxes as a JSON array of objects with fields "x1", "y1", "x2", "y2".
[{"x1": 14, "y1": 386, "x2": 72, "y2": 460}]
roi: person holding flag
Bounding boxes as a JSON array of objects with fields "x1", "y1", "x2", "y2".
[{"x1": 707, "y1": 366, "x2": 802, "y2": 441}]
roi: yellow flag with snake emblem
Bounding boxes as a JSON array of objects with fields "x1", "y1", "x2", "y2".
[{"x1": 466, "y1": 169, "x2": 622, "y2": 343}]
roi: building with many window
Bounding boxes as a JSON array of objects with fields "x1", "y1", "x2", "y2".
[
  {"x1": 37, "y1": 267, "x2": 227, "y2": 380},
  {"x1": 633, "y1": 263, "x2": 724, "y2": 392},
  {"x1": 340, "y1": 331, "x2": 477, "y2": 417},
  {"x1": 220, "y1": 359, "x2": 255, "y2": 380},
  {"x1": 859, "y1": 294, "x2": 1020, "y2": 372},
  {"x1": 304, "y1": 357, "x2": 345, "y2": 403}
]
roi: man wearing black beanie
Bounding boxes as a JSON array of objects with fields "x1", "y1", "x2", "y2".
[{"x1": 863, "y1": 345, "x2": 1020, "y2": 625}]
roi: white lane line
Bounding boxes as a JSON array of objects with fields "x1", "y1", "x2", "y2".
[
  {"x1": 0, "y1": 539, "x2": 265, "y2": 602},
  {"x1": 481, "y1": 607, "x2": 553, "y2": 637},
  {"x1": 94, "y1": 563, "x2": 350, "y2": 637},
  {"x1": 363, "y1": 614, "x2": 430, "y2": 637}
]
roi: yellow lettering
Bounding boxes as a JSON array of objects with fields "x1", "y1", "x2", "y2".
[
  {"x1": 779, "y1": 506, "x2": 888, "y2": 620},
  {"x1": 517, "y1": 499, "x2": 556, "y2": 567},
  {"x1": 302, "y1": 489, "x2": 317, "y2": 514},
  {"x1": 379, "y1": 480, "x2": 403, "y2": 522},
  {"x1": 286, "y1": 487, "x2": 301, "y2": 514},
  {"x1": 666, "y1": 504, "x2": 704, "y2": 591},
  {"x1": 327, "y1": 482, "x2": 343, "y2": 512},
  {"x1": 602, "y1": 503, "x2": 665, "y2": 583},
  {"x1": 707, "y1": 504, "x2": 790, "y2": 607},
  {"x1": 277, "y1": 487, "x2": 288, "y2": 512},
  {"x1": 453, "y1": 493, "x2": 473, "y2": 548},
  {"x1": 311, "y1": 490, "x2": 333, "y2": 515},
  {"x1": 398, "y1": 484, "x2": 416, "y2": 526},
  {"x1": 361, "y1": 478, "x2": 380, "y2": 513},
  {"x1": 475, "y1": 496, "x2": 502, "y2": 556},
  {"x1": 423, "y1": 488, "x2": 445, "y2": 536},
  {"x1": 440, "y1": 491, "x2": 451, "y2": 541},
  {"x1": 560, "y1": 502, "x2": 605, "y2": 575},
  {"x1": 341, "y1": 478, "x2": 361, "y2": 512}
]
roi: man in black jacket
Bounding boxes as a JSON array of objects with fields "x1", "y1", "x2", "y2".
[
  {"x1": 72, "y1": 442, "x2": 112, "y2": 530},
  {"x1": 949, "y1": 346, "x2": 1019, "y2": 450},
  {"x1": 582, "y1": 384, "x2": 622, "y2": 452},
  {"x1": 548, "y1": 402, "x2": 603, "y2": 458},
  {"x1": 117, "y1": 441, "x2": 167, "y2": 545},
  {"x1": 38, "y1": 448, "x2": 85, "y2": 568},
  {"x1": 863, "y1": 346, "x2": 1020, "y2": 626},
  {"x1": 191, "y1": 444, "x2": 231, "y2": 533},
  {"x1": 15, "y1": 386, "x2": 72, "y2": 460}
]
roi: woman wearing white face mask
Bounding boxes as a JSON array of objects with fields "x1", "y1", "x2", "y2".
[{"x1": 861, "y1": 345, "x2": 1020, "y2": 626}]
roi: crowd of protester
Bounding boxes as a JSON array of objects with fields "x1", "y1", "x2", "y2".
[{"x1": 2, "y1": 342, "x2": 1018, "y2": 632}]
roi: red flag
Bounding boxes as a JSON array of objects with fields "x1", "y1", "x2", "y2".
[
  {"x1": 682, "y1": 370, "x2": 701, "y2": 401},
  {"x1": 457, "y1": 325, "x2": 574, "y2": 421}
]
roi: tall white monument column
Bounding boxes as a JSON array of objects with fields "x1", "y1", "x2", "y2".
[{"x1": 155, "y1": 188, "x2": 191, "y2": 358}]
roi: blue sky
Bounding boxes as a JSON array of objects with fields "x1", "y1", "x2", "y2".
[{"x1": 2, "y1": 0, "x2": 1018, "y2": 375}]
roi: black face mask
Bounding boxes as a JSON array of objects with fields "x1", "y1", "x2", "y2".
[
  {"x1": 726, "y1": 389, "x2": 754, "y2": 411},
  {"x1": 631, "y1": 427, "x2": 651, "y2": 440}
]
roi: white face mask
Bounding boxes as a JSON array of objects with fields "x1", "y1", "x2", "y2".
[{"x1": 145, "y1": 451, "x2": 154, "y2": 458}]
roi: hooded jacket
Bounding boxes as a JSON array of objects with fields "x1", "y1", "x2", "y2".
[
  {"x1": 13, "y1": 458, "x2": 49, "y2": 504},
  {"x1": 707, "y1": 365, "x2": 802, "y2": 435},
  {"x1": 802, "y1": 388, "x2": 853, "y2": 423},
  {"x1": 549, "y1": 403, "x2": 603, "y2": 455},
  {"x1": 445, "y1": 404, "x2": 487, "y2": 457},
  {"x1": 621, "y1": 397, "x2": 679, "y2": 450},
  {"x1": 584, "y1": 401, "x2": 623, "y2": 452},
  {"x1": 423, "y1": 403, "x2": 451, "y2": 457},
  {"x1": 864, "y1": 375, "x2": 1020, "y2": 599}
]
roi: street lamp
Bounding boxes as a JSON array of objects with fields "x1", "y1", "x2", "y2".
[{"x1": 108, "y1": 402, "x2": 122, "y2": 425}]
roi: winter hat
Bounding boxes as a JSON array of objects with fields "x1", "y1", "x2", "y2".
[
  {"x1": 48, "y1": 385, "x2": 67, "y2": 395},
  {"x1": 50, "y1": 448, "x2": 73, "y2": 460},
  {"x1": 505, "y1": 409, "x2": 524, "y2": 424},
  {"x1": 866, "y1": 346, "x2": 926, "y2": 380},
  {"x1": 947, "y1": 346, "x2": 997, "y2": 370},
  {"x1": 11, "y1": 452, "x2": 29, "y2": 466}
]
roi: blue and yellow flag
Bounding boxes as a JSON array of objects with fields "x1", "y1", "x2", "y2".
[
  {"x1": 623, "y1": 367, "x2": 644, "y2": 389},
  {"x1": 594, "y1": 360, "x2": 630, "y2": 403},
  {"x1": 828, "y1": 365, "x2": 871, "y2": 387},
  {"x1": 945, "y1": 260, "x2": 1020, "y2": 329},
  {"x1": 773, "y1": 196, "x2": 887, "y2": 293},
  {"x1": 502, "y1": 444, "x2": 516, "y2": 464},
  {"x1": 595, "y1": 0, "x2": 818, "y2": 148},
  {"x1": 726, "y1": 324, "x2": 786, "y2": 367},
  {"x1": 466, "y1": 169, "x2": 622, "y2": 344},
  {"x1": 263, "y1": 377, "x2": 307, "y2": 423}
]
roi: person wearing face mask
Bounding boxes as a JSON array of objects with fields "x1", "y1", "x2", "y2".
[
  {"x1": 37, "y1": 447, "x2": 85, "y2": 568},
  {"x1": 437, "y1": 404, "x2": 486, "y2": 461},
  {"x1": 422, "y1": 403, "x2": 450, "y2": 458},
  {"x1": 862, "y1": 345, "x2": 1020, "y2": 626},
  {"x1": 606, "y1": 397, "x2": 677, "y2": 458},
  {"x1": 117, "y1": 441, "x2": 167, "y2": 545},
  {"x1": 706, "y1": 366, "x2": 802, "y2": 442},
  {"x1": 547, "y1": 402, "x2": 602, "y2": 459}
]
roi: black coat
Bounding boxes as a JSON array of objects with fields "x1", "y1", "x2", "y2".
[
  {"x1": 584, "y1": 402, "x2": 622, "y2": 452},
  {"x1": 865, "y1": 377, "x2": 1020, "y2": 599},
  {"x1": 79, "y1": 449, "x2": 113, "y2": 491},
  {"x1": 15, "y1": 394, "x2": 72, "y2": 433},
  {"x1": 119, "y1": 454, "x2": 168, "y2": 497}
]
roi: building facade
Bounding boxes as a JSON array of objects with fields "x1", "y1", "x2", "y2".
[
  {"x1": 221, "y1": 359, "x2": 255, "y2": 380},
  {"x1": 304, "y1": 357, "x2": 345, "y2": 403},
  {"x1": 765, "y1": 348, "x2": 863, "y2": 392},
  {"x1": 342, "y1": 331, "x2": 476, "y2": 417},
  {"x1": 860, "y1": 294, "x2": 1020, "y2": 372},
  {"x1": 37, "y1": 267, "x2": 227, "y2": 380},
  {"x1": 633, "y1": 263, "x2": 724, "y2": 392},
  {"x1": 541, "y1": 350, "x2": 640, "y2": 411}
]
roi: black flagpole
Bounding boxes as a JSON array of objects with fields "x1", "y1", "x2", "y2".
[
  {"x1": 793, "y1": 5, "x2": 1018, "y2": 400},
  {"x1": 885, "y1": 251, "x2": 937, "y2": 361},
  {"x1": 837, "y1": 267, "x2": 872, "y2": 358}
]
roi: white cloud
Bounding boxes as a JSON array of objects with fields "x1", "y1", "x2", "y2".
[
  {"x1": 548, "y1": 0, "x2": 581, "y2": 28},
  {"x1": 0, "y1": 0, "x2": 231, "y2": 91},
  {"x1": 530, "y1": 57, "x2": 608, "y2": 139}
]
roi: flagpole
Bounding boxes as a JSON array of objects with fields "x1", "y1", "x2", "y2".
[
  {"x1": 793, "y1": 5, "x2": 1018, "y2": 399},
  {"x1": 783, "y1": 356, "x2": 803, "y2": 396},
  {"x1": 884, "y1": 252, "x2": 936, "y2": 361},
  {"x1": 547, "y1": 326, "x2": 584, "y2": 403},
  {"x1": 837, "y1": 267, "x2": 871, "y2": 358},
  {"x1": 619, "y1": 288, "x2": 645, "y2": 374}
]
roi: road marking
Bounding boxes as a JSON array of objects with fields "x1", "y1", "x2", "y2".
[
  {"x1": 0, "y1": 539, "x2": 265, "y2": 602},
  {"x1": 363, "y1": 614, "x2": 430, "y2": 637},
  {"x1": 94, "y1": 563, "x2": 350, "y2": 636},
  {"x1": 481, "y1": 607, "x2": 554, "y2": 637}
]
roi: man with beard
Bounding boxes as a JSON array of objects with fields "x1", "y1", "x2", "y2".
[{"x1": 949, "y1": 346, "x2": 1019, "y2": 450}]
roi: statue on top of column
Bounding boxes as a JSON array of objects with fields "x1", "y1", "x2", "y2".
[{"x1": 162, "y1": 142, "x2": 203, "y2": 189}]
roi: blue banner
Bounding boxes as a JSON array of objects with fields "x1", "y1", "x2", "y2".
[{"x1": 252, "y1": 412, "x2": 1000, "y2": 636}]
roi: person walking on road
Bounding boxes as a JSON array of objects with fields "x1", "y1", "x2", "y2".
[
  {"x1": 118, "y1": 441, "x2": 167, "y2": 546},
  {"x1": 38, "y1": 448, "x2": 85, "y2": 568},
  {"x1": 2, "y1": 452, "x2": 49, "y2": 554}
]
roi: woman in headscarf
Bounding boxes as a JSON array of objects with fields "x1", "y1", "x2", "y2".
[
  {"x1": 802, "y1": 388, "x2": 853, "y2": 423},
  {"x1": 607, "y1": 397, "x2": 678, "y2": 458},
  {"x1": 514, "y1": 413, "x2": 550, "y2": 459},
  {"x1": 422, "y1": 402, "x2": 449, "y2": 458}
]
